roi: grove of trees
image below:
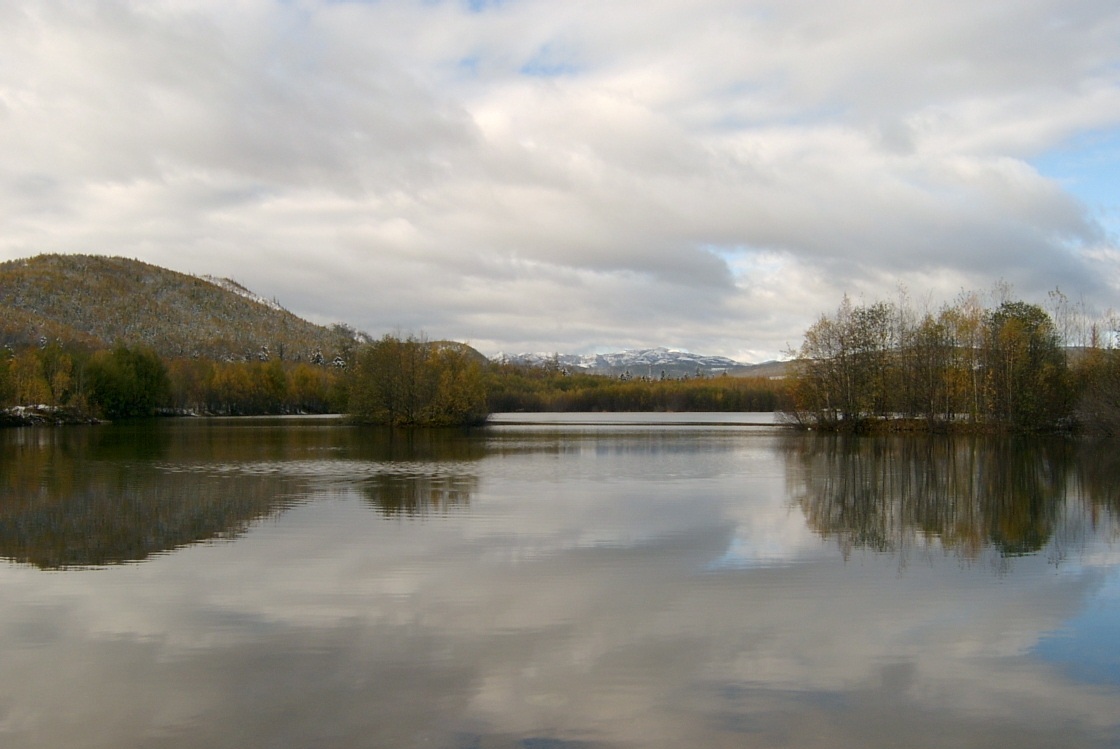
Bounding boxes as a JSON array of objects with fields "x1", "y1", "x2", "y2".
[
  {"x1": 85, "y1": 346, "x2": 172, "y2": 419},
  {"x1": 787, "y1": 289, "x2": 1117, "y2": 433},
  {"x1": 0, "y1": 342, "x2": 348, "y2": 422},
  {"x1": 348, "y1": 335, "x2": 488, "y2": 426},
  {"x1": 1, "y1": 342, "x2": 175, "y2": 420},
  {"x1": 485, "y1": 363, "x2": 787, "y2": 413}
]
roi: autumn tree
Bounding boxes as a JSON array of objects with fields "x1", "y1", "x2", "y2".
[
  {"x1": 790, "y1": 296, "x2": 897, "y2": 429},
  {"x1": 9, "y1": 350, "x2": 50, "y2": 406},
  {"x1": 86, "y1": 345, "x2": 171, "y2": 419},
  {"x1": 37, "y1": 341, "x2": 75, "y2": 409},
  {"x1": 903, "y1": 313, "x2": 952, "y2": 423},
  {"x1": 939, "y1": 292, "x2": 986, "y2": 423},
  {"x1": 788, "y1": 291, "x2": 1074, "y2": 432},
  {"x1": 0, "y1": 353, "x2": 14, "y2": 406},
  {"x1": 166, "y1": 358, "x2": 214, "y2": 413},
  {"x1": 423, "y1": 345, "x2": 488, "y2": 425},
  {"x1": 984, "y1": 301, "x2": 1070, "y2": 430},
  {"x1": 349, "y1": 336, "x2": 488, "y2": 427},
  {"x1": 1073, "y1": 347, "x2": 1120, "y2": 436},
  {"x1": 288, "y1": 362, "x2": 336, "y2": 413}
]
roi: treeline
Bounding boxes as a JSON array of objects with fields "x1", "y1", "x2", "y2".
[
  {"x1": 348, "y1": 341, "x2": 788, "y2": 422},
  {"x1": 167, "y1": 358, "x2": 345, "y2": 415},
  {"x1": 787, "y1": 290, "x2": 1120, "y2": 434},
  {"x1": 1, "y1": 335, "x2": 791, "y2": 426},
  {"x1": 0, "y1": 342, "x2": 348, "y2": 421},
  {"x1": 0, "y1": 335, "x2": 485, "y2": 426},
  {"x1": 485, "y1": 363, "x2": 787, "y2": 413}
]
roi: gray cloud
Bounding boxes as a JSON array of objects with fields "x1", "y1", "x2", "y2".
[{"x1": 2, "y1": 0, "x2": 1119, "y2": 359}]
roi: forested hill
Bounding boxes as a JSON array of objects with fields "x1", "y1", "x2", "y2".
[{"x1": 0, "y1": 254, "x2": 358, "y2": 362}]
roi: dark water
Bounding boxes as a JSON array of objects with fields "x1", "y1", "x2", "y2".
[{"x1": 1, "y1": 415, "x2": 1118, "y2": 748}]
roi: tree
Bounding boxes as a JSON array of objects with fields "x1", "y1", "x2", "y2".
[
  {"x1": 908, "y1": 313, "x2": 953, "y2": 424},
  {"x1": 10, "y1": 351, "x2": 49, "y2": 406},
  {"x1": 206, "y1": 363, "x2": 254, "y2": 415},
  {"x1": 423, "y1": 345, "x2": 488, "y2": 426},
  {"x1": 792, "y1": 309, "x2": 842, "y2": 425},
  {"x1": 939, "y1": 293, "x2": 986, "y2": 424},
  {"x1": 0, "y1": 354, "x2": 12, "y2": 406},
  {"x1": 790, "y1": 296, "x2": 896, "y2": 429},
  {"x1": 350, "y1": 335, "x2": 413, "y2": 425},
  {"x1": 1074, "y1": 348, "x2": 1120, "y2": 436},
  {"x1": 288, "y1": 362, "x2": 333, "y2": 413},
  {"x1": 167, "y1": 358, "x2": 214, "y2": 413},
  {"x1": 86, "y1": 345, "x2": 171, "y2": 419},
  {"x1": 37, "y1": 342, "x2": 74, "y2": 409},
  {"x1": 349, "y1": 336, "x2": 488, "y2": 426},
  {"x1": 984, "y1": 301, "x2": 1069, "y2": 430}
]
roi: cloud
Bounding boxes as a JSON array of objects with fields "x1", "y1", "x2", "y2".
[{"x1": 2, "y1": 0, "x2": 1119, "y2": 359}]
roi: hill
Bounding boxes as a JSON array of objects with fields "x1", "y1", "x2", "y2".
[
  {"x1": 0, "y1": 254, "x2": 359, "y2": 362},
  {"x1": 727, "y1": 360, "x2": 790, "y2": 378}
]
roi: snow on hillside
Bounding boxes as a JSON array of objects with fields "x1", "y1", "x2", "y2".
[
  {"x1": 200, "y1": 275, "x2": 286, "y2": 312},
  {"x1": 491, "y1": 347, "x2": 745, "y2": 375}
]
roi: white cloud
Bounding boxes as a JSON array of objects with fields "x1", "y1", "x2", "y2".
[{"x1": 2, "y1": 0, "x2": 1119, "y2": 359}]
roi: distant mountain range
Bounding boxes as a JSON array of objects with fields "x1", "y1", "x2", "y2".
[{"x1": 492, "y1": 348, "x2": 788, "y2": 378}]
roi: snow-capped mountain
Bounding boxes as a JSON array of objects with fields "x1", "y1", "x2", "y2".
[{"x1": 491, "y1": 347, "x2": 746, "y2": 377}]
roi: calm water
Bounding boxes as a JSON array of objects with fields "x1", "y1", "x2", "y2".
[{"x1": 1, "y1": 414, "x2": 1119, "y2": 748}]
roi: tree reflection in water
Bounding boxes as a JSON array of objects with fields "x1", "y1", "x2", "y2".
[
  {"x1": 0, "y1": 422, "x2": 487, "y2": 567},
  {"x1": 0, "y1": 425, "x2": 304, "y2": 569},
  {"x1": 350, "y1": 426, "x2": 480, "y2": 517},
  {"x1": 784, "y1": 434, "x2": 1118, "y2": 563},
  {"x1": 359, "y1": 472, "x2": 476, "y2": 518}
]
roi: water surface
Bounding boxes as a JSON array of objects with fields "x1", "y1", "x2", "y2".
[{"x1": 1, "y1": 415, "x2": 1118, "y2": 748}]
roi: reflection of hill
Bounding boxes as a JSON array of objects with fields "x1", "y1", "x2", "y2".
[
  {"x1": 0, "y1": 473, "x2": 297, "y2": 569},
  {"x1": 785, "y1": 435, "x2": 1080, "y2": 559},
  {"x1": 0, "y1": 425, "x2": 304, "y2": 569}
]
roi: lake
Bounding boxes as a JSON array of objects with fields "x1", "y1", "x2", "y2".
[{"x1": 1, "y1": 414, "x2": 1118, "y2": 748}]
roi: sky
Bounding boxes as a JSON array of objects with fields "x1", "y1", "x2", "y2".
[{"x1": 1, "y1": 0, "x2": 1119, "y2": 362}]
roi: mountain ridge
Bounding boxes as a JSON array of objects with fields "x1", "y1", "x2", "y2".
[
  {"x1": 0, "y1": 254, "x2": 357, "y2": 362},
  {"x1": 492, "y1": 347, "x2": 788, "y2": 378}
]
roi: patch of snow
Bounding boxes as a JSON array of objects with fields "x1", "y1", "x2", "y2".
[
  {"x1": 199, "y1": 275, "x2": 286, "y2": 312},
  {"x1": 491, "y1": 347, "x2": 745, "y2": 374}
]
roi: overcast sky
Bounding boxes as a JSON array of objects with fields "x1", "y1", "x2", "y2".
[{"x1": 2, "y1": 0, "x2": 1118, "y2": 361}]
